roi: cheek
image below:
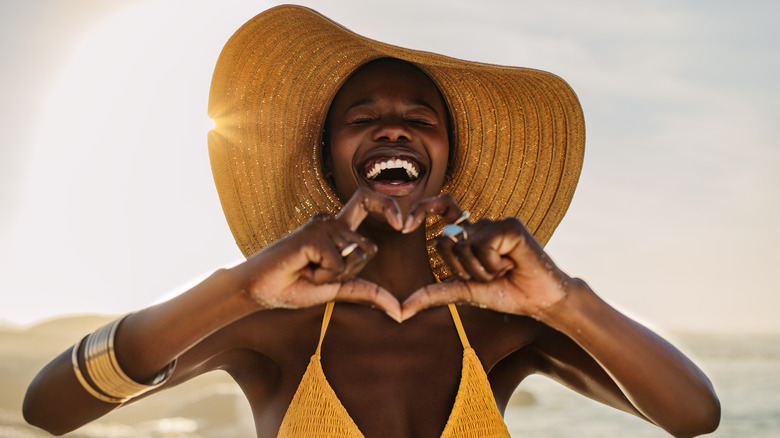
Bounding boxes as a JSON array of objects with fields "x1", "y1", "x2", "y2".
[
  {"x1": 426, "y1": 135, "x2": 450, "y2": 193},
  {"x1": 327, "y1": 129, "x2": 350, "y2": 171},
  {"x1": 327, "y1": 138, "x2": 359, "y2": 200}
]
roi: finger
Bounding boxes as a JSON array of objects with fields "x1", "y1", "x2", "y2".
[
  {"x1": 327, "y1": 225, "x2": 378, "y2": 281},
  {"x1": 299, "y1": 236, "x2": 346, "y2": 284},
  {"x1": 335, "y1": 226, "x2": 379, "y2": 259},
  {"x1": 337, "y1": 188, "x2": 403, "y2": 232},
  {"x1": 434, "y1": 236, "x2": 471, "y2": 280},
  {"x1": 464, "y1": 222, "x2": 516, "y2": 278},
  {"x1": 334, "y1": 279, "x2": 402, "y2": 322},
  {"x1": 403, "y1": 194, "x2": 464, "y2": 233},
  {"x1": 434, "y1": 219, "x2": 488, "y2": 280},
  {"x1": 451, "y1": 241, "x2": 496, "y2": 282},
  {"x1": 338, "y1": 243, "x2": 372, "y2": 282},
  {"x1": 400, "y1": 281, "x2": 474, "y2": 321},
  {"x1": 471, "y1": 238, "x2": 515, "y2": 277}
]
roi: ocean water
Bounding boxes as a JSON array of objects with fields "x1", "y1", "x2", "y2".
[
  {"x1": 505, "y1": 333, "x2": 780, "y2": 437},
  {"x1": 2, "y1": 332, "x2": 778, "y2": 437}
]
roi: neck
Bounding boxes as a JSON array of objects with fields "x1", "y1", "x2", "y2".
[{"x1": 356, "y1": 222, "x2": 436, "y2": 301}]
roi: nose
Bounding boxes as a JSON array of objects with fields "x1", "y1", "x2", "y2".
[{"x1": 373, "y1": 119, "x2": 412, "y2": 143}]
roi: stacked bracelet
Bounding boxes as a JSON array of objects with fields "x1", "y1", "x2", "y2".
[{"x1": 71, "y1": 314, "x2": 177, "y2": 404}]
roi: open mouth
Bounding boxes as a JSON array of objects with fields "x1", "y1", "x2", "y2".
[{"x1": 362, "y1": 157, "x2": 423, "y2": 184}]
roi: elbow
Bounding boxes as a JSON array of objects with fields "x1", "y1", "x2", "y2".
[
  {"x1": 23, "y1": 408, "x2": 81, "y2": 436},
  {"x1": 666, "y1": 395, "x2": 721, "y2": 438},
  {"x1": 695, "y1": 396, "x2": 722, "y2": 436},
  {"x1": 22, "y1": 395, "x2": 66, "y2": 436},
  {"x1": 22, "y1": 391, "x2": 77, "y2": 437},
  {"x1": 22, "y1": 361, "x2": 86, "y2": 436}
]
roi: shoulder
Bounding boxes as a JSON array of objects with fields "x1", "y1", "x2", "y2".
[
  {"x1": 178, "y1": 305, "x2": 327, "y2": 383},
  {"x1": 455, "y1": 305, "x2": 547, "y2": 369},
  {"x1": 452, "y1": 306, "x2": 554, "y2": 408}
]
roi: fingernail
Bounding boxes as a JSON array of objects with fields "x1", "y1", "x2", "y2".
[
  {"x1": 402, "y1": 217, "x2": 414, "y2": 234},
  {"x1": 385, "y1": 309, "x2": 402, "y2": 323},
  {"x1": 395, "y1": 213, "x2": 404, "y2": 230}
]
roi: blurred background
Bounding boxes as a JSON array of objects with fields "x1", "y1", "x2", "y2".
[{"x1": 1, "y1": 0, "x2": 778, "y2": 436}]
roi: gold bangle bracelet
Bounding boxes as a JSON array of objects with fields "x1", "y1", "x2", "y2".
[
  {"x1": 84, "y1": 321, "x2": 130, "y2": 397},
  {"x1": 86, "y1": 318, "x2": 146, "y2": 397},
  {"x1": 71, "y1": 335, "x2": 126, "y2": 404},
  {"x1": 82, "y1": 314, "x2": 178, "y2": 400},
  {"x1": 106, "y1": 316, "x2": 177, "y2": 388}
]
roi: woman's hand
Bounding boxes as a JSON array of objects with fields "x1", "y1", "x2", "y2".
[
  {"x1": 401, "y1": 195, "x2": 571, "y2": 321},
  {"x1": 402, "y1": 195, "x2": 721, "y2": 436},
  {"x1": 231, "y1": 188, "x2": 404, "y2": 321}
]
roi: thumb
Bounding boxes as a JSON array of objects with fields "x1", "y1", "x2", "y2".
[
  {"x1": 335, "y1": 279, "x2": 402, "y2": 323},
  {"x1": 401, "y1": 281, "x2": 473, "y2": 321}
]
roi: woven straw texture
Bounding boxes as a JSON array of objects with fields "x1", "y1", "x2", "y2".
[{"x1": 208, "y1": 5, "x2": 585, "y2": 279}]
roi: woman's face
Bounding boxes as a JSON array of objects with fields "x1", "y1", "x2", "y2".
[{"x1": 325, "y1": 59, "x2": 450, "y2": 214}]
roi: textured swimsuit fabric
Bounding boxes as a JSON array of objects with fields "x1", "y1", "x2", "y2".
[{"x1": 277, "y1": 302, "x2": 511, "y2": 437}]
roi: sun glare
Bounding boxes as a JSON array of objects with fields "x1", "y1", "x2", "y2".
[
  {"x1": 205, "y1": 116, "x2": 217, "y2": 133},
  {"x1": 11, "y1": 0, "x2": 271, "y2": 324}
]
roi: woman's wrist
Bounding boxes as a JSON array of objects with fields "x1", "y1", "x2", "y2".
[
  {"x1": 208, "y1": 267, "x2": 266, "y2": 313},
  {"x1": 531, "y1": 277, "x2": 597, "y2": 330}
]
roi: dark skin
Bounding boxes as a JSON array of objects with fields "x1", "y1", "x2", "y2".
[{"x1": 23, "y1": 59, "x2": 720, "y2": 438}]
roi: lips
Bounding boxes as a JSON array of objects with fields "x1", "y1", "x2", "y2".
[
  {"x1": 359, "y1": 154, "x2": 426, "y2": 196},
  {"x1": 363, "y1": 157, "x2": 420, "y2": 181}
]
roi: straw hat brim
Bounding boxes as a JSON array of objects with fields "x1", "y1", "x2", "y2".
[{"x1": 208, "y1": 5, "x2": 585, "y2": 279}]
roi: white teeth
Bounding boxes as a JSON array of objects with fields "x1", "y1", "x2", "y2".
[{"x1": 365, "y1": 158, "x2": 419, "y2": 180}]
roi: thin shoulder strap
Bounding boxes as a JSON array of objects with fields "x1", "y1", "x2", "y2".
[
  {"x1": 447, "y1": 303, "x2": 471, "y2": 349},
  {"x1": 315, "y1": 301, "x2": 336, "y2": 356}
]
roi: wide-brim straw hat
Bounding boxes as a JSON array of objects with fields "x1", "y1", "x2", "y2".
[{"x1": 208, "y1": 4, "x2": 585, "y2": 279}]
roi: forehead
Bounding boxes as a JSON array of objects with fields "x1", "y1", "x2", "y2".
[{"x1": 330, "y1": 59, "x2": 446, "y2": 111}]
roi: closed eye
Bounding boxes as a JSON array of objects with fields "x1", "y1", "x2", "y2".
[
  {"x1": 349, "y1": 116, "x2": 377, "y2": 125},
  {"x1": 407, "y1": 117, "x2": 436, "y2": 126}
]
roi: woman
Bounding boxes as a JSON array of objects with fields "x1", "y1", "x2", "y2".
[{"x1": 23, "y1": 5, "x2": 720, "y2": 437}]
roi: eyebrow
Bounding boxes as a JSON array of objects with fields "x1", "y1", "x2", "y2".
[
  {"x1": 345, "y1": 98, "x2": 441, "y2": 115},
  {"x1": 405, "y1": 98, "x2": 441, "y2": 115},
  {"x1": 345, "y1": 98, "x2": 375, "y2": 112}
]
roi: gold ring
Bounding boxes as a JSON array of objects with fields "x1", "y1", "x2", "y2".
[{"x1": 340, "y1": 243, "x2": 358, "y2": 257}]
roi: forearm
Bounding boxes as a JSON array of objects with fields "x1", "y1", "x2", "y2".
[
  {"x1": 23, "y1": 268, "x2": 260, "y2": 434},
  {"x1": 536, "y1": 279, "x2": 720, "y2": 437},
  {"x1": 115, "y1": 268, "x2": 259, "y2": 381}
]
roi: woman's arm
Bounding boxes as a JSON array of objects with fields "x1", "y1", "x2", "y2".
[
  {"x1": 529, "y1": 279, "x2": 720, "y2": 437},
  {"x1": 22, "y1": 269, "x2": 258, "y2": 435},
  {"x1": 402, "y1": 198, "x2": 720, "y2": 437},
  {"x1": 23, "y1": 188, "x2": 404, "y2": 435}
]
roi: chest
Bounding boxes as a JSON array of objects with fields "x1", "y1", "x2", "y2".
[
  {"x1": 322, "y1": 306, "x2": 466, "y2": 427},
  {"x1": 230, "y1": 305, "x2": 536, "y2": 437}
]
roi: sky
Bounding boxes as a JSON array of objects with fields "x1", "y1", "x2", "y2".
[{"x1": 1, "y1": 0, "x2": 778, "y2": 333}]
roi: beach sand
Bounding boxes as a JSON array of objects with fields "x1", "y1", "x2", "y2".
[
  {"x1": 1, "y1": 315, "x2": 255, "y2": 437},
  {"x1": 2, "y1": 315, "x2": 778, "y2": 437}
]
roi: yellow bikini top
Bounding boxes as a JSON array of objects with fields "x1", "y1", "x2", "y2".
[{"x1": 277, "y1": 302, "x2": 511, "y2": 437}]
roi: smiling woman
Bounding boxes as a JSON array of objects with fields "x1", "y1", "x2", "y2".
[
  {"x1": 23, "y1": 5, "x2": 719, "y2": 438},
  {"x1": 324, "y1": 59, "x2": 451, "y2": 212}
]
